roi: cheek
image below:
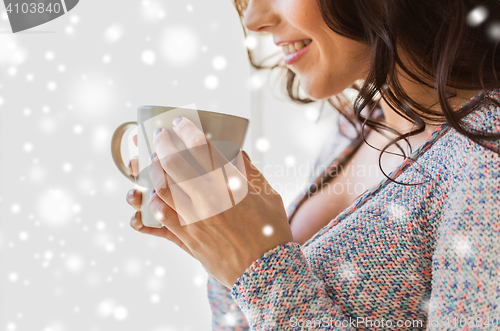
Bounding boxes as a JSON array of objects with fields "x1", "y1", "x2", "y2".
[
  {"x1": 300, "y1": 41, "x2": 369, "y2": 99},
  {"x1": 284, "y1": 0, "x2": 326, "y2": 40}
]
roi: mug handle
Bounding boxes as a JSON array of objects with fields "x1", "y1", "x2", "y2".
[
  {"x1": 111, "y1": 121, "x2": 163, "y2": 229},
  {"x1": 111, "y1": 121, "x2": 137, "y2": 183}
]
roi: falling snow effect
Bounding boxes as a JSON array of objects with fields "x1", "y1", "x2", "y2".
[
  {"x1": 0, "y1": 34, "x2": 27, "y2": 66},
  {"x1": 388, "y1": 203, "x2": 406, "y2": 220},
  {"x1": 151, "y1": 294, "x2": 161, "y2": 303},
  {"x1": 36, "y1": 189, "x2": 75, "y2": 227},
  {"x1": 467, "y1": 6, "x2": 489, "y2": 27},
  {"x1": 245, "y1": 35, "x2": 258, "y2": 50},
  {"x1": 228, "y1": 176, "x2": 242, "y2": 190},
  {"x1": 262, "y1": 225, "x2": 274, "y2": 236},
  {"x1": 255, "y1": 138, "x2": 270, "y2": 152},
  {"x1": 73, "y1": 125, "x2": 83, "y2": 134},
  {"x1": 212, "y1": 56, "x2": 227, "y2": 70},
  {"x1": 141, "y1": 0, "x2": 166, "y2": 21},
  {"x1": 66, "y1": 25, "x2": 75, "y2": 35},
  {"x1": 45, "y1": 51, "x2": 55, "y2": 61},
  {"x1": 11, "y1": 204, "x2": 20, "y2": 213},
  {"x1": 70, "y1": 74, "x2": 118, "y2": 119},
  {"x1": 141, "y1": 50, "x2": 156, "y2": 65},
  {"x1": 160, "y1": 26, "x2": 199, "y2": 66},
  {"x1": 65, "y1": 254, "x2": 84, "y2": 272},
  {"x1": 102, "y1": 54, "x2": 112, "y2": 64},
  {"x1": 285, "y1": 155, "x2": 296, "y2": 167},
  {"x1": 8, "y1": 66, "x2": 17, "y2": 76},
  {"x1": 224, "y1": 313, "x2": 237, "y2": 326},
  {"x1": 204, "y1": 75, "x2": 219, "y2": 89},
  {"x1": 70, "y1": 15, "x2": 80, "y2": 24},
  {"x1": 47, "y1": 81, "x2": 57, "y2": 91},
  {"x1": 248, "y1": 72, "x2": 265, "y2": 91},
  {"x1": 339, "y1": 262, "x2": 358, "y2": 280},
  {"x1": 103, "y1": 24, "x2": 124, "y2": 43},
  {"x1": 454, "y1": 235, "x2": 471, "y2": 256},
  {"x1": 62, "y1": 163, "x2": 72, "y2": 172},
  {"x1": 154, "y1": 266, "x2": 165, "y2": 277},
  {"x1": 305, "y1": 106, "x2": 320, "y2": 122},
  {"x1": 23, "y1": 142, "x2": 33, "y2": 152},
  {"x1": 92, "y1": 126, "x2": 112, "y2": 152},
  {"x1": 18, "y1": 231, "x2": 29, "y2": 241}
]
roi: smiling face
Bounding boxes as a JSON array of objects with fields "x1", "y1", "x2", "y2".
[{"x1": 243, "y1": 0, "x2": 371, "y2": 100}]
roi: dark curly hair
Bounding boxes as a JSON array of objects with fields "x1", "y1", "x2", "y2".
[{"x1": 233, "y1": 0, "x2": 500, "y2": 181}]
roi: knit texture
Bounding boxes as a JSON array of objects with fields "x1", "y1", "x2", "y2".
[{"x1": 207, "y1": 89, "x2": 500, "y2": 330}]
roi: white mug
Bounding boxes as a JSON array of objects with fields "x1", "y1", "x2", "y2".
[{"x1": 111, "y1": 105, "x2": 249, "y2": 227}]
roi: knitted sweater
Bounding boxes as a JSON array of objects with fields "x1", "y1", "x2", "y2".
[{"x1": 207, "y1": 89, "x2": 500, "y2": 330}]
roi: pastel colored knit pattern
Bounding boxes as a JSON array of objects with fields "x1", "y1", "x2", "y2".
[{"x1": 206, "y1": 89, "x2": 500, "y2": 330}]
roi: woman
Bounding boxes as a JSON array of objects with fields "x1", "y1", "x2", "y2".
[{"x1": 125, "y1": 0, "x2": 500, "y2": 329}]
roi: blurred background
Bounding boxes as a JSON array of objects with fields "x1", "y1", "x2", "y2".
[{"x1": 0, "y1": 0, "x2": 339, "y2": 330}]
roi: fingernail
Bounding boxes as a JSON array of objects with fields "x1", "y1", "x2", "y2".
[
  {"x1": 154, "y1": 128, "x2": 163, "y2": 137},
  {"x1": 150, "y1": 189, "x2": 155, "y2": 197},
  {"x1": 127, "y1": 189, "x2": 136, "y2": 199},
  {"x1": 172, "y1": 116, "x2": 182, "y2": 127}
]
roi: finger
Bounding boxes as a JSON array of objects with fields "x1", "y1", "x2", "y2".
[
  {"x1": 148, "y1": 170, "x2": 199, "y2": 227},
  {"x1": 172, "y1": 117, "x2": 234, "y2": 175},
  {"x1": 148, "y1": 189, "x2": 191, "y2": 231},
  {"x1": 172, "y1": 116, "x2": 245, "y2": 207},
  {"x1": 126, "y1": 188, "x2": 142, "y2": 211},
  {"x1": 148, "y1": 153, "x2": 195, "y2": 217},
  {"x1": 148, "y1": 153, "x2": 176, "y2": 207},
  {"x1": 127, "y1": 156, "x2": 139, "y2": 177},
  {"x1": 152, "y1": 128, "x2": 204, "y2": 189},
  {"x1": 130, "y1": 211, "x2": 195, "y2": 258},
  {"x1": 171, "y1": 117, "x2": 214, "y2": 174},
  {"x1": 133, "y1": 134, "x2": 137, "y2": 147}
]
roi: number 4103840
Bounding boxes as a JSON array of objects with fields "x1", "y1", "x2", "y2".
[{"x1": 5, "y1": 2, "x2": 62, "y2": 14}]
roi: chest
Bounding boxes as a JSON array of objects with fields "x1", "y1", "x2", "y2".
[{"x1": 289, "y1": 140, "x2": 403, "y2": 244}]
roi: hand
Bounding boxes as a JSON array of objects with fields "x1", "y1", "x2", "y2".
[
  {"x1": 125, "y1": 134, "x2": 195, "y2": 259},
  {"x1": 148, "y1": 117, "x2": 293, "y2": 288}
]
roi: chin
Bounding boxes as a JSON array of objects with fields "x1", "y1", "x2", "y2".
[{"x1": 300, "y1": 78, "x2": 345, "y2": 100}]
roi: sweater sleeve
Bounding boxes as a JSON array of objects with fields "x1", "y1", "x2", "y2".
[
  {"x1": 426, "y1": 148, "x2": 500, "y2": 330},
  {"x1": 230, "y1": 242, "x2": 354, "y2": 330},
  {"x1": 207, "y1": 272, "x2": 250, "y2": 330}
]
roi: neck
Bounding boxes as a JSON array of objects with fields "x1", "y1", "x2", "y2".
[
  {"x1": 377, "y1": 50, "x2": 483, "y2": 134},
  {"x1": 378, "y1": 79, "x2": 483, "y2": 136}
]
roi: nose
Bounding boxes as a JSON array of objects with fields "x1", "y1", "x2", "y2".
[{"x1": 243, "y1": 0, "x2": 280, "y2": 33}]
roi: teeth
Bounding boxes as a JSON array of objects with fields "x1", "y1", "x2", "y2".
[
  {"x1": 282, "y1": 39, "x2": 312, "y2": 55},
  {"x1": 294, "y1": 41, "x2": 305, "y2": 50}
]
